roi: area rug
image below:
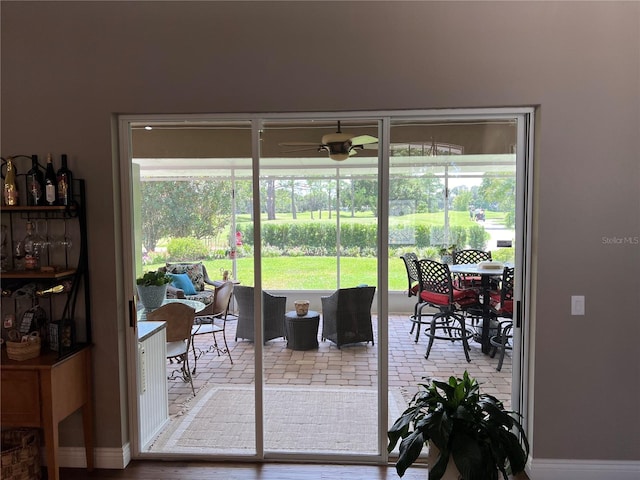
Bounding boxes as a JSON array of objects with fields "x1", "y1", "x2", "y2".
[{"x1": 150, "y1": 385, "x2": 409, "y2": 454}]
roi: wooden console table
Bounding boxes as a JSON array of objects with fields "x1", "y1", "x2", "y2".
[{"x1": 1, "y1": 345, "x2": 94, "y2": 480}]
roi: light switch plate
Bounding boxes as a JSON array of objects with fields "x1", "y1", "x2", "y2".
[{"x1": 571, "y1": 296, "x2": 585, "y2": 315}]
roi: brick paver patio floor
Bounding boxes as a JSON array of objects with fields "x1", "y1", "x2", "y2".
[{"x1": 166, "y1": 313, "x2": 513, "y2": 415}]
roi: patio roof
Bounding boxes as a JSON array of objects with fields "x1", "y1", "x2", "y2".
[{"x1": 134, "y1": 153, "x2": 515, "y2": 181}]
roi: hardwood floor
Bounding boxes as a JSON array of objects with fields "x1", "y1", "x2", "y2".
[
  {"x1": 60, "y1": 461, "x2": 529, "y2": 479},
  {"x1": 60, "y1": 461, "x2": 428, "y2": 480}
]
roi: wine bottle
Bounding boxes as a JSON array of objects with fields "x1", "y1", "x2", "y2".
[
  {"x1": 56, "y1": 154, "x2": 73, "y2": 206},
  {"x1": 23, "y1": 220, "x2": 39, "y2": 270},
  {"x1": 44, "y1": 153, "x2": 58, "y2": 205},
  {"x1": 3, "y1": 157, "x2": 19, "y2": 206},
  {"x1": 35, "y1": 284, "x2": 65, "y2": 296},
  {"x1": 26, "y1": 154, "x2": 45, "y2": 206}
]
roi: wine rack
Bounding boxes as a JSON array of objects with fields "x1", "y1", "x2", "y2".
[{"x1": 1, "y1": 179, "x2": 91, "y2": 358}]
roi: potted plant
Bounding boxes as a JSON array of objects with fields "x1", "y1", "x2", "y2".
[
  {"x1": 388, "y1": 371, "x2": 529, "y2": 480},
  {"x1": 438, "y1": 245, "x2": 457, "y2": 264},
  {"x1": 136, "y1": 270, "x2": 171, "y2": 311}
]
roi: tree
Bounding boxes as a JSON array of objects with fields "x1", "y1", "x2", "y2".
[
  {"x1": 477, "y1": 174, "x2": 516, "y2": 227},
  {"x1": 265, "y1": 178, "x2": 276, "y2": 220},
  {"x1": 140, "y1": 179, "x2": 232, "y2": 250},
  {"x1": 452, "y1": 188, "x2": 473, "y2": 211},
  {"x1": 389, "y1": 177, "x2": 444, "y2": 214}
]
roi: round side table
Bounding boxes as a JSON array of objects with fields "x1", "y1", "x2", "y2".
[{"x1": 284, "y1": 310, "x2": 320, "y2": 350}]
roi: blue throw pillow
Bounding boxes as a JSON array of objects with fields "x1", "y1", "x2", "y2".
[{"x1": 168, "y1": 273, "x2": 196, "y2": 295}]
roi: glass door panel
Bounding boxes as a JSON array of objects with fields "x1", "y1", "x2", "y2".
[
  {"x1": 259, "y1": 119, "x2": 381, "y2": 455},
  {"x1": 130, "y1": 120, "x2": 256, "y2": 455},
  {"x1": 387, "y1": 118, "x2": 517, "y2": 430}
]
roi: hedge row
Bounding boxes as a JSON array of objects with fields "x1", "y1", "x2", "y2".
[{"x1": 236, "y1": 223, "x2": 489, "y2": 251}]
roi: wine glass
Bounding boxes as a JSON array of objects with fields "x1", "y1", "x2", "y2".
[
  {"x1": 51, "y1": 220, "x2": 73, "y2": 250},
  {"x1": 13, "y1": 239, "x2": 25, "y2": 270},
  {"x1": 34, "y1": 219, "x2": 51, "y2": 250},
  {"x1": 56, "y1": 235, "x2": 73, "y2": 250}
]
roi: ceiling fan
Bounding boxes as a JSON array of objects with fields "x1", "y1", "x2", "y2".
[{"x1": 279, "y1": 121, "x2": 378, "y2": 161}]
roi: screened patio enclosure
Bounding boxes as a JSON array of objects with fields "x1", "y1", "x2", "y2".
[{"x1": 131, "y1": 117, "x2": 517, "y2": 294}]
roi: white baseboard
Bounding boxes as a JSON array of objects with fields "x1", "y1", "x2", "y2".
[
  {"x1": 56, "y1": 443, "x2": 131, "y2": 470},
  {"x1": 529, "y1": 458, "x2": 640, "y2": 480}
]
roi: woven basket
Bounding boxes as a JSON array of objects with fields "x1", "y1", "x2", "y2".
[
  {"x1": 6, "y1": 337, "x2": 41, "y2": 361},
  {"x1": 1, "y1": 429, "x2": 41, "y2": 480}
]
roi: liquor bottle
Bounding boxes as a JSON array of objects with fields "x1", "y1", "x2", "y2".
[
  {"x1": 26, "y1": 154, "x2": 45, "y2": 206},
  {"x1": 56, "y1": 154, "x2": 73, "y2": 206},
  {"x1": 2, "y1": 157, "x2": 19, "y2": 206},
  {"x1": 44, "y1": 153, "x2": 58, "y2": 205},
  {"x1": 23, "y1": 220, "x2": 39, "y2": 270}
]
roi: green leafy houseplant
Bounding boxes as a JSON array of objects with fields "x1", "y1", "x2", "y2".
[
  {"x1": 136, "y1": 271, "x2": 171, "y2": 310},
  {"x1": 388, "y1": 371, "x2": 529, "y2": 480},
  {"x1": 136, "y1": 270, "x2": 171, "y2": 286}
]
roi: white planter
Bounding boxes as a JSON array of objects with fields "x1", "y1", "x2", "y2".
[
  {"x1": 136, "y1": 284, "x2": 168, "y2": 311},
  {"x1": 427, "y1": 444, "x2": 462, "y2": 480}
]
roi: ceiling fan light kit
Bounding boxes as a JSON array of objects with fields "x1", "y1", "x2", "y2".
[{"x1": 280, "y1": 121, "x2": 378, "y2": 161}]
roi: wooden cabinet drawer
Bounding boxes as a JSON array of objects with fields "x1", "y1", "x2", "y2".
[{"x1": 1, "y1": 370, "x2": 41, "y2": 427}]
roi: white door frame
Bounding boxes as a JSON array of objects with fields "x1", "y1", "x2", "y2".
[{"x1": 118, "y1": 107, "x2": 534, "y2": 462}]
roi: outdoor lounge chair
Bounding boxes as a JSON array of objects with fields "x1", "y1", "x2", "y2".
[
  {"x1": 162, "y1": 262, "x2": 222, "y2": 316},
  {"x1": 321, "y1": 286, "x2": 376, "y2": 348},
  {"x1": 234, "y1": 285, "x2": 287, "y2": 343}
]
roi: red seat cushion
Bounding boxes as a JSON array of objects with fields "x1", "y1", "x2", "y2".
[
  {"x1": 490, "y1": 292, "x2": 513, "y2": 314},
  {"x1": 420, "y1": 288, "x2": 478, "y2": 307}
]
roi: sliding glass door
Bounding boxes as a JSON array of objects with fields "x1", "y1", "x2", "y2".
[{"x1": 120, "y1": 109, "x2": 532, "y2": 463}]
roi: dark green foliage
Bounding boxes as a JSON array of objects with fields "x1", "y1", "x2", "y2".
[
  {"x1": 238, "y1": 222, "x2": 487, "y2": 256},
  {"x1": 388, "y1": 372, "x2": 529, "y2": 480}
]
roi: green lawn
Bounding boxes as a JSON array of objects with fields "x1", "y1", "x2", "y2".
[
  {"x1": 146, "y1": 210, "x2": 509, "y2": 290},
  {"x1": 147, "y1": 256, "x2": 408, "y2": 291}
]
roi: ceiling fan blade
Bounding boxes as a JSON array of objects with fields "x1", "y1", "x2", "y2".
[
  {"x1": 281, "y1": 147, "x2": 324, "y2": 155},
  {"x1": 352, "y1": 142, "x2": 378, "y2": 151},
  {"x1": 349, "y1": 135, "x2": 378, "y2": 146},
  {"x1": 279, "y1": 142, "x2": 322, "y2": 147}
]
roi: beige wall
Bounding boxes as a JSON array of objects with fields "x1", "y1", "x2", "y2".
[{"x1": 2, "y1": 0, "x2": 639, "y2": 472}]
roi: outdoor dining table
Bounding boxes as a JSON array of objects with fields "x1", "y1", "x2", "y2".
[
  {"x1": 137, "y1": 298, "x2": 207, "y2": 321},
  {"x1": 448, "y1": 263, "x2": 507, "y2": 354}
]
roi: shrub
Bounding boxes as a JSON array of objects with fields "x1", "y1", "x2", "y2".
[
  {"x1": 167, "y1": 237, "x2": 209, "y2": 261},
  {"x1": 261, "y1": 245, "x2": 283, "y2": 257},
  {"x1": 491, "y1": 247, "x2": 514, "y2": 263},
  {"x1": 468, "y1": 225, "x2": 490, "y2": 250},
  {"x1": 285, "y1": 246, "x2": 306, "y2": 257},
  {"x1": 148, "y1": 250, "x2": 168, "y2": 265}
]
